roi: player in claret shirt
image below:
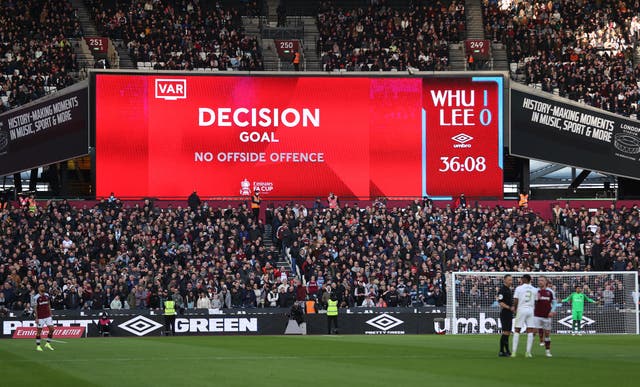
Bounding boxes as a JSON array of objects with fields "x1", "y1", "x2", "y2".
[
  {"x1": 534, "y1": 277, "x2": 557, "y2": 357},
  {"x1": 34, "y1": 284, "x2": 55, "y2": 351}
]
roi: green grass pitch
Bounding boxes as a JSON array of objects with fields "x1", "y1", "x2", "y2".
[{"x1": 1, "y1": 335, "x2": 638, "y2": 387}]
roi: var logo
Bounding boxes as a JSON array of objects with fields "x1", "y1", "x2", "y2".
[{"x1": 155, "y1": 79, "x2": 187, "y2": 100}]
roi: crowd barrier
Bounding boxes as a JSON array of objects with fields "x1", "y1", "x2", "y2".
[
  {"x1": 57, "y1": 199, "x2": 639, "y2": 220},
  {"x1": 1, "y1": 308, "x2": 446, "y2": 338}
]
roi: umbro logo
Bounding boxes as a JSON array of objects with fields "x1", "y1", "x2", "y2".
[
  {"x1": 365, "y1": 313, "x2": 404, "y2": 331},
  {"x1": 558, "y1": 315, "x2": 595, "y2": 329},
  {"x1": 118, "y1": 315, "x2": 163, "y2": 336},
  {"x1": 452, "y1": 133, "x2": 473, "y2": 148}
]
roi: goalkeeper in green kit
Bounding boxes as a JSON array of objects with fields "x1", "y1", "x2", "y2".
[{"x1": 562, "y1": 285, "x2": 596, "y2": 335}]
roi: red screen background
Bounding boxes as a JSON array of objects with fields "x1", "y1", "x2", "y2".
[{"x1": 94, "y1": 74, "x2": 502, "y2": 199}]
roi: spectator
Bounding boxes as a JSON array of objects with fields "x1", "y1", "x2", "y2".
[
  {"x1": 0, "y1": 0, "x2": 80, "y2": 113},
  {"x1": 182, "y1": 291, "x2": 194, "y2": 309},
  {"x1": 88, "y1": 0, "x2": 263, "y2": 71},
  {"x1": 484, "y1": 0, "x2": 640, "y2": 118},
  {"x1": 134, "y1": 285, "x2": 148, "y2": 309},
  {"x1": 267, "y1": 287, "x2": 279, "y2": 307},
  {"x1": 211, "y1": 289, "x2": 223, "y2": 309},
  {"x1": 433, "y1": 287, "x2": 446, "y2": 307},
  {"x1": 188, "y1": 191, "x2": 201, "y2": 211},
  {"x1": 1, "y1": 194, "x2": 637, "y2": 314},
  {"x1": 454, "y1": 193, "x2": 467, "y2": 209},
  {"x1": 196, "y1": 292, "x2": 211, "y2": 309},
  {"x1": 148, "y1": 290, "x2": 161, "y2": 309},
  {"x1": 316, "y1": 0, "x2": 463, "y2": 72},
  {"x1": 64, "y1": 287, "x2": 80, "y2": 310},
  {"x1": 602, "y1": 285, "x2": 615, "y2": 307},
  {"x1": 221, "y1": 286, "x2": 232, "y2": 309},
  {"x1": 92, "y1": 286, "x2": 107, "y2": 310},
  {"x1": 327, "y1": 193, "x2": 338, "y2": 209},
  {"x1": 22, "y1": 302, "x2": 35, "y2": 318},
  {"x1": 295, "y1": 280, "x2": 307, "y2": 302},
  {"x1": 361, "y1": 295, "x2": 375, "y2": 307},
  {"x1": 172, "y1": 288, "x2": 185, "y2": 312},
  {"x1": 110, "y1": 295, "x2": 122, "y2": 310},
  {"x1": 384, "y1": 286, "x2": 400, "y2": 307}
]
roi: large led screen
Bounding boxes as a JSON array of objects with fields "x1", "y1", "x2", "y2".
[
  {"x1": 0, "y1": 83, "x2": 88, "y2": 176},
  {"x1": 93, "y1": 74, "x2": 503, "y2": 199},
  {"x1": 511, "y1": 85, "x2": 640, "y2": 180}
]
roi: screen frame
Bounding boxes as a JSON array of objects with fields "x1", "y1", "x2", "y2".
[
  {"x1": 89, "y1": 70, "x2": 508, "y2": 200},
  {"x1": 0, "y1": 81, "x2": 90, "y2": 177},
  {"x1": 509, "y1": 82, "x2": 640, "y2": 181}
]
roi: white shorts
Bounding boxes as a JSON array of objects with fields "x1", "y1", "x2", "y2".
[
  {"x1": 37, "y1": 317, "x2": 54, "y2": 329},
  {"x1": 534, "y1": 317, "x2": 552, "y2": 331},
  {"x1": 514, "y1": 309, "x2": 534, "y2": 329}
]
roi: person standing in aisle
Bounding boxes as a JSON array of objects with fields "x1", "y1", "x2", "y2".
[{"x1": 327, "y1": 293, "x2": 338, "y2": 334}]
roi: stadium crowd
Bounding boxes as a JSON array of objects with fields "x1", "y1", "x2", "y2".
[
  {"x1": 86, "y1": 0, "x2": 264, "y2": 71},
  {"x1": 0, "y1": 194, "x2": 638, "y2": 317},
  {"x1": 0, "y1": 0, "x2": 81, "y2": 113},
  {"x1": 316, "y1": 0, "x2": 465, "y2": 71},
  {"x1": 483, "y1": 0, "x2": 640, "y2": 117}
]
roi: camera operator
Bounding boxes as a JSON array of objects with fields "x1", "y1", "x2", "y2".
[{"x1": 98, "y1": 311, "x2": 112, "y2": 336}]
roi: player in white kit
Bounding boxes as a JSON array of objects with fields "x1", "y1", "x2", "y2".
[{"x1": 511, "y1": 274, "x2": 537, "y2": 358}]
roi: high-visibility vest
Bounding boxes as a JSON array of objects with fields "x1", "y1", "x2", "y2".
[
  {"x1": 164, "y1": 300, "x2": 176, "y2": 316},
  {"x1": 251, "y1": 194, "x2": 260, "y2": 209},
  {"x1": 28, "y1": 199, "x2": 37, "y2": 213},
  {"x1": 518, "y1": 193, "x2": 529, "y2": 207},
  {"x1": 306, "y1": 300, "x2": 316, "y2": 314},
  {"x1": 293, "y1": 52, "x2": 301, "y2": 64},
  {"x1": 327, "y1": 299, "x2": 338, "y2": 316}
]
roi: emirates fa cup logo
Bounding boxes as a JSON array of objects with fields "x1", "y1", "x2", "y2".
[{"x1": 240, "y1": 179, "x2": 251, "y2": 196}]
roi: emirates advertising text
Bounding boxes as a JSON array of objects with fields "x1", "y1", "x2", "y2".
[{"x1": 93, "y1": 74, "x2": 503, "y2": 199}]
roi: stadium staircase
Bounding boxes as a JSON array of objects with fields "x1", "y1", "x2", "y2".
[
  {"x1": 243, "y1": 1, "x2": 321, "y2": 71},
  {"x1": 465, "y1": 0, "x2": 509, "y2": 72},
  {"x1": 67, "y1": 0, "x2": 97, "y2": 76},
  {"x1": 69, "y1": 39, "x2": 95, "y2": 79},
  {"x1": 301, "y1": 17, "x2": 322, "y2": 71},
  {"x1": 262, "y1": 224, "x2": 295, "y2": 277},
  {"x1": 449, "y1": 0, "x2": 487, "y2": 71},
  {"x1": 449, "y1": 44, "x2": 466, "y2": 71},
  {"x1": 70, "y1": 0, "x2": 98, "y2": 36},
  {"x1": 70, "y1": 0, "x2": 134, "y2": 69},
  {"x1": 266, "y1": 0, "x2": 280, "y2": 25},
  {"x1": 113, "y1": 41, "x2": 136, "y2": 69},
  {"x1": 465, "y1": 0, "x2": 484, "y2": 40},
  {"x1": 491, "y1": 43, "x2": 509, "y2": 72}
]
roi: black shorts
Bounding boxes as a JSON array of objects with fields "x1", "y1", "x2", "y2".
[{"x1": 500, "y1": 312, "x2": 513, "y2": 332}]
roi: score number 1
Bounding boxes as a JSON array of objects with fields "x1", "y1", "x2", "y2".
[{"x1": 439, "y1": 156, "x2": 486, "y2": 172}]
